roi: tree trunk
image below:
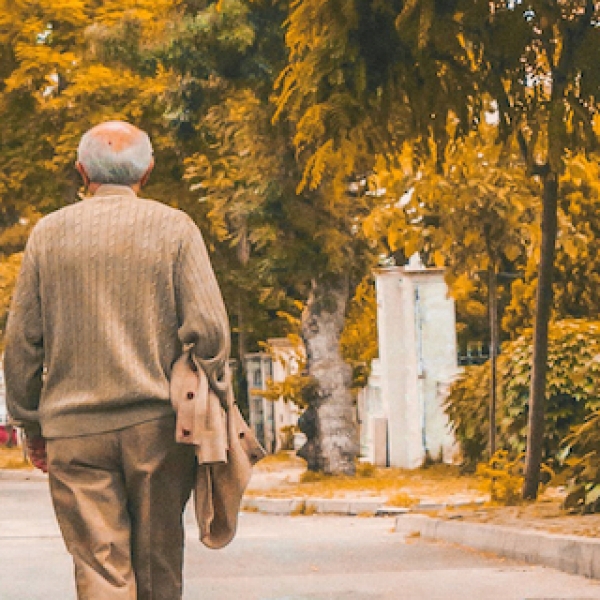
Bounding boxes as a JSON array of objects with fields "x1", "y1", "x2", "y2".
[
  {"x1": 237, "y1": 294, "x2": 247, "y2": 369},
  {"x1": 488, "y1": 265, "x2": 498, "y2": 459},
  {"x1": 297, "y1": 276, "x2": 358, "y2": 475},
  {"x1": 521, "y1": 4, "x2": 594, "y2": 498},
  {"x1": 523, "y1": 172, "x2": 558, "y2": 499}
]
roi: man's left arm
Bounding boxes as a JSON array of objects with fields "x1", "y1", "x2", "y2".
[
  {"x1": 4, "y1": 234, "x2": 45, "y2": 461},
  {"x1": 175, "y1": 215, "x2": 231, "y2": 402}
]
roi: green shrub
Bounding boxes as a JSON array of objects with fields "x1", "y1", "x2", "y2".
[
  {"x1": 445, "y1": 319, "x2": 600, "y2": 469},
  {"x1": 561, "y1": 411, "x2": 600, "y2": 514},
  {"x1": 444, "y1": 365, "x2": 489, "y2": 471}
]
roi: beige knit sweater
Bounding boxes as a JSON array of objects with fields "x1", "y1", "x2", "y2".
[{"x1": 4, "y1": 184, "x2": 230, "y2": 439}]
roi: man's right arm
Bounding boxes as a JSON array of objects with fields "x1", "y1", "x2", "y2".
[{"x1": 4, "y1": 233, "x2": 44, "y2": 439}]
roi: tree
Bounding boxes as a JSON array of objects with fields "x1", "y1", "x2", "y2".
[
  {"x1": 275, "y1": 0, "x2": 600, "y2": 494},
  {"x1": 163, "y1": 0, "x2": 383, "y2": 474},
  {"x1": 4, "y1": 0, "x2": 597, "y2": 484},
  {"x1": 0, "y1": 0, "x2": 298, "y2": 418},
  {"x1": 272, "y1": 0, "x2": 482, "y2": 473},
  {"x1": 474, "y1": 1, "x2": 600, "y2": 498}
]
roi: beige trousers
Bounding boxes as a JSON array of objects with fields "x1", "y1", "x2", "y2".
[{"x1": 46, "y1": 416, "x2": 196, "y2": 600}]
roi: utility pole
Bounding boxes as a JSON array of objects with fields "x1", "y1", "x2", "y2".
[{"x1": 488, "y1": 265, "x2": 498, "y2": 459}]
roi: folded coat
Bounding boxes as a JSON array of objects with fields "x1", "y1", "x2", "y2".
[{"x1": 170, "y1": 351, "x2": 266, "y2": 549}]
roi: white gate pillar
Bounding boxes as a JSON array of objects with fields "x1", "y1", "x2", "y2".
[{"x1": 374, "y1": 260, "x2": 457, "y2": 468}]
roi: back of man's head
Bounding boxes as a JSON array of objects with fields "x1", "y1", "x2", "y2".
[{"x1": 77, "y1": 121, "x2": 153, "y2": 186}]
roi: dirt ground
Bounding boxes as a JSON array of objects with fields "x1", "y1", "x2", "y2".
[
  {"x1": 433, "y1": 495, "x2": 600, "y2": 539},
  {"x1": 248, "y1": 455, "x2": 484, "y2": 505}
]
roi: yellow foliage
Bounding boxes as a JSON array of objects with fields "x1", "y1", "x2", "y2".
[
  {"x1": 185, "y1": 88, "x2": 288, "y2": 246},
  {"x1": 477, "y1": 451, "x2": 526, "y2": 506},
  {"x1": 340, "y1": 278, "x2": 378, "y2": 389},
  {"x1": 0, "y1": 253, "x2": 24, "y2": 344},
  {"x1": 386, "y1": 492, "x2": 419, "y2": 508},
  {"x1": 258, "y1": 333, "x2": 311, "y2": 408},
  {"x1": 0, "y1": 0, "x2": 178, "y2": 185},
  {"x1": 0, "y1": 446, "x2": 31, "y2": 470},
  {"x1": 477, "y1": 451, "x2": 554, "y2": 506}
]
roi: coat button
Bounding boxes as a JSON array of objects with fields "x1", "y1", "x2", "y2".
[
  {"x1": 239, "y1": 431, "x2": 245, "y2": 439},
  {"x1": 187, "y1": 392, "x2": 194, "y2": 400},
  {"x1": 183, "y1": 429, "x2": 191, "y2": 437}
]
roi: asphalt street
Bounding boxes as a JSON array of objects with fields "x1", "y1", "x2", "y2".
[{"x1": 2, "y1": 478, "x2": 600, "y2": 599}]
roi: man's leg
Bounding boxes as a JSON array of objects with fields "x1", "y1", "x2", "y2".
[
  {"x1": 120, "y1": 416, "x2": 196, "y2": 600},
  {"x1": 46, "y1": 432, "x2": 136, "y2": 600}
]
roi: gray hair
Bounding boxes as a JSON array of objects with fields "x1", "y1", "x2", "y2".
[{"x1": 77, "y1": 121, "x2": 154, "y2": 185}]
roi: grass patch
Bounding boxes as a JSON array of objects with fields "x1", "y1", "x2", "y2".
[
  {"x1": 254, "y1": 461, "x2": 480, "y2": 500},
  {"x1": 0, "y1": 446, "x2": 31, "y2": 470},
  {"x1": 254, "y1": 451, "x2": 306, "y2": 472},
  {"x1": 290, "y1": 501, "x2": 318, "y2": 516},
  {"x1": 299, "y1": 470, "x2": 329, "y2": 483},
  {"x1": 355, "y1": 461, "x2": 376, "y2": 477},
  {"x1": 386, "y1": 492, "x2": 419, "y2": 508}
]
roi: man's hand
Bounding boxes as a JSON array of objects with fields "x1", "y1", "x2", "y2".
[{"x1": 26, "y1": 435, "x2": 48, "y2": 473}]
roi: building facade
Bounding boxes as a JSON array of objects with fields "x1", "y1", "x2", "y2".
[{"x1": 245, "y1": 338, "x2": 303, "y2": 454}]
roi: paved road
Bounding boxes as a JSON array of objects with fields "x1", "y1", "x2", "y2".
[{"x1": 2, "y1": 478, "x2": 600, "y2": 599}]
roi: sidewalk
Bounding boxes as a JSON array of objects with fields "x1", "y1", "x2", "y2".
[
  {"x1": 394, "y1": 513, "x2": 600, "y2": 580},
  {"x1": 0, "y1": 467, "x2": 48, "y2": 482},
  {"x1": 243, "y1": 458, "x2": 600, "y2": 582},
  {"x1": 4, "y1": 457, "x2": 600, "y2": 583}
]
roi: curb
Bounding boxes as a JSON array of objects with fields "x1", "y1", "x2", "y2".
[
  {"x1": 394, "y1": 514, "x2": 600, "y2": 580},
  {"x1": 242, "y1": 497, "x2": 383, "y2": 516},
  {"x1": 241, "y1": 497, "x2": 484, "y2": 517}
]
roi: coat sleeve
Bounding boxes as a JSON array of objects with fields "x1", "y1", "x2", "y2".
[
  {"x1": 175, "y1": 215, "x2": 231, "y2": 401},
  {"x1": 4, "y1": 231, "x2": 44, "y2": 437}
]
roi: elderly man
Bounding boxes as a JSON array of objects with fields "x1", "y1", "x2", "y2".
[{"x1": 4, "y1": 121, "x2": 231, "y2": 599}]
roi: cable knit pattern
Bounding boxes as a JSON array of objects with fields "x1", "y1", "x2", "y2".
[{"x1": 4, "y1": 185, "x2": 230, "y2": 439}]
